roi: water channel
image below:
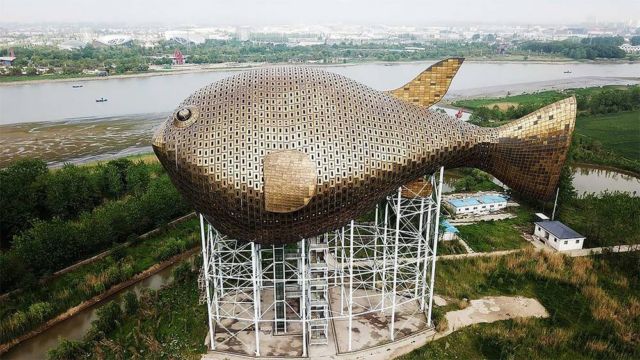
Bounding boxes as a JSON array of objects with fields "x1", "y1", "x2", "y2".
[{"x1": 3, "y1": 261, "x2": 184, "y2": 360}]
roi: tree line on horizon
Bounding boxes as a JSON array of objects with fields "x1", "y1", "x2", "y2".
[
  {"x1": 520, "y1": 36, "x2": 628, "y2": 60},
  {"x1": 1, "y1": 35, "x2": 637, "y2": 78}
]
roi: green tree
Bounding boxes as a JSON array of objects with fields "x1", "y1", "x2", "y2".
[
  {"x1": 40, "y1": 164, "x2": 98, "y2": 219},
  {"x1": 13, "y1": 218, "x2": 81, "y2": 275},
  {"x1": 98, "y1": 163, "x2": 125, "y2": 199},
  {"x1": 557, "y1": 165, "x2": 576, "y2": 206},
  {"x1": 125, "y1": 161, "x2": 151, "y2": 194},
  {"x1": 0, "y1": 159, "x2": 48, "y2": 248}
]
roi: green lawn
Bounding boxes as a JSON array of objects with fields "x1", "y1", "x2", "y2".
[
  {"x1": 575, "y1": 110, "x2": 640, "y2": 160},
  {"x1": 457, "y1": 206, "x2": 533, "y2": 252}
]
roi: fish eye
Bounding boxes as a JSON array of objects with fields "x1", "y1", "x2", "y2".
[
  {"x1": 176, "y1": 108, "x2": 191, "y2": 121},
  {"x1": 172, "y1": 106, "x2": 198, "y2": 128}
]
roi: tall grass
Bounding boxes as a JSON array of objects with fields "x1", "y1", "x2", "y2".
[{"x1": 402, "y1": 250, "x2": 640, "y2": 359}]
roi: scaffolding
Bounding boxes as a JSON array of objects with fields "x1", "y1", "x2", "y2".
[{"x1": 199, "y1": 168, "x2": 445, "y2": 357}]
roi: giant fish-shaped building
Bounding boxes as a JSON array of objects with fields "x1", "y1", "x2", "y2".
[{"x1": 153, "y1": 59, "x2": 576, "y2": 244}]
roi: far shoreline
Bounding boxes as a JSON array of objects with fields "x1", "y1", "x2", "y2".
[{"x1": 1, "y1": 57, "x2": 639, "y2": 87}]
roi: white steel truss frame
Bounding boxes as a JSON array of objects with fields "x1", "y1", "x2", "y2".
[{"x1": 199, "y1": 167, "x2": 445, "y2": 355}]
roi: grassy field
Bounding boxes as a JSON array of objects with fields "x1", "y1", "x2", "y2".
[
  {"x1": 437, "y1": 240, "x2": 469, "y2": 255},
  {"x1": 452, "y1": 86, "x2": 631, "y2": 111},
  {"x1": 0, "y1": 218, "x2": 199, "y2": 344},
  {"x1": 453, "y1": 89, "x2": 639, "y2": 173},
  {"x1": 60, "y1": 249, "x2": 640, "y2": 359},
  {"x1": 457, "y1": 206, "x2": 533, "y2": 252},
  {"x1": 559, "y1": 192, "x2": 640, "y2": 248},
  {"x1": 452, "y1": 90, "x2": 569, "y2": 110},
  {"x1": 0, "y1": 73, "x2": 101, "y2": 83},
  {"x1": 574, "y1": 110, "x2": 640, "y2": 160},
  {"x1": 402, "y1": 250, "x2": 640, "y2": 359}
]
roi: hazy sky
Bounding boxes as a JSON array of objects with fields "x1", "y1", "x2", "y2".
[{"x1": 0, "y1": 0, "x2": 638, "y2": 25}]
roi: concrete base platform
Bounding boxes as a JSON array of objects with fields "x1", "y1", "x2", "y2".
[{"x1": 203, "y1": 286, "x2": 432, "y2": 359}]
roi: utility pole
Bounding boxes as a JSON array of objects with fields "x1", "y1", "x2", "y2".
[{"x1": 551, "y1": 187, "x2": 560, "y2": 220}]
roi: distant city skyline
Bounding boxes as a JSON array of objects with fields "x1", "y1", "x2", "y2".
[{"x1": 0, "y1": 0, "x2": 638, "y2": 26}]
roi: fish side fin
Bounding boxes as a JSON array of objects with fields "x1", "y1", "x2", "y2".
[
  {"x1": 482, "y1": 97, "x2": 577, "y2": 200},
  {"x1": 264, "y1": 150, "x2": 317, "y2": 213},
  {"x1": 387, "y1": 58, "x2": 463, "y2": 107}
]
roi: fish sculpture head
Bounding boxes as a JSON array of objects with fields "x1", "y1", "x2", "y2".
[{"x1": 153, "y1": 59, "x2": 576, "y2": 245}]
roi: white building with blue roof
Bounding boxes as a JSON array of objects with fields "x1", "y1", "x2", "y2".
[
  {"x1": 445, "y1": 194, "x2": 508, "y2": 216},
  {"x1": 534, "y1": 221, "x2": 585, "y2": 251},
  {"x1": 441, "y1": 220, "x2": 459, "y2": 241}
]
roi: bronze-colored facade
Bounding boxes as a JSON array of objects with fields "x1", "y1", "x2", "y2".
[{"x1": 153, "y1": 59, "x2": 576, "y2": 244}]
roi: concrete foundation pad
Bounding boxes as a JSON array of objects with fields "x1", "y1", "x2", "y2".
[{"x1": 202, "y1": 295, "x2": 548, "y2": 360}]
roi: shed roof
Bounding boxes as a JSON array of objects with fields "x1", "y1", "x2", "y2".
[
  {"x1": 448, "y1": 194, "x2": 507, "y2": 209},
  {"x1": 535, "y1": 221, "x2": 584, "y2": 240},
  {"x1": 442, "y1": 220, "x2": 459, "y2": 233},
  {"x1": 449, "y1": 198, "x2": 480, "y2": 207}
]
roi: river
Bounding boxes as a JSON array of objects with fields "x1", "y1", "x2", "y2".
[{"x1": 1, "y1": 61, "x2": 639, "y2": 125}]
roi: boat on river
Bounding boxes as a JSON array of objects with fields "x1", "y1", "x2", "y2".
[{"x1": 95, "y1": 97, "x2": 108, "y2": 103}]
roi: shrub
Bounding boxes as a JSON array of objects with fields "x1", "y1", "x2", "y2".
[
  {"x1": 27, "y1": 302, "x2": 53, "y2": 322},
  {"x1": 155, "y1": 238, "x2": 187, "y2": 261},
  {"x1": 0, "y1": 311, "x2": 28, "y2": 341},
  {"x1": 123, "y1": 291, "x2": 139, "y2": 316},
  {"x1": 0, "y1": 251, "x2": 27, "y2": 291},
  {"x1": 432, "y1": 307, "x2": 448, "y2": 333},
  {"x1": 173, "y1": 261, "x2": 195, "y2": 283},
  {"x1": 47, "y1": 338, "x2": 87, "y2": 360},
  {"x1": 90, "y1": 301, "x2": 122, "y2": 337}
]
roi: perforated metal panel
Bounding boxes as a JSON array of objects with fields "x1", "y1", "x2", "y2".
[{"x1": 153, "y1": 66, "x2": 575, "y2": 244}]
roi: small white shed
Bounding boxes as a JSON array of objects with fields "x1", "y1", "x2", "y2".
[{"x1": 534, "y1": 221, "x2": 585, "y2": 252}]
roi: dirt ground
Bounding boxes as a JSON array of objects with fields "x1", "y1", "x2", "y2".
[{"x1": 444, "y1": 296, "x2": 548, "y2": 335}]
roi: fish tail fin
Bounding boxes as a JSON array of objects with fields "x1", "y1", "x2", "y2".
[
  {"x1": 483, "y1": 97, "x2": 577, "y2": 200},
  {"x1": 388, "y1": 58, "x2": 463, "y2": 107}
]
